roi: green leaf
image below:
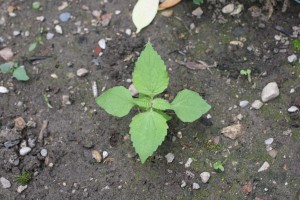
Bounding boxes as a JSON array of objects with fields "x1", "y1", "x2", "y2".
[
  {"x1": 130, "y1": 110, "x2": 168, "y2": 163},
  {"x1": 96, "y1": 86, "x2": 134, "y2": 117},
  {"x1": 32, "y1": 2, "x2": 41, "y2": 9},
  {"x1": 132, "y1": 0, "x2": 159, "y2": 33},
  {"x1": 133, "y1": 97, "x2": 151, "y2": 109},
  {"x1": 152, "y1": 98, "x2": 171, "y2": 111},
  {"x1": 155, "y1": 110, "x2": 172, "y2": 121},
  {"x1": 213, "y1": 161, "x2": 224, "y2": 172},
  {"x1": 193, "y1": 0, "x2": 204, "y2": 5},
  {"x1": 132, "y1": 42, "x2": 169, "y2": 97},
  {"x1": 29, "y1": 43, "x2": 37, "y2": 52},
  {"x1": 13, "y1": 66, "x2": 30, "y2": 81},
  {"x1": 0, "y1": 62, "x2": 14, "y2": 73},
  {"x1": 171, "y1": 89, "x2": 211, "y2": 122}
]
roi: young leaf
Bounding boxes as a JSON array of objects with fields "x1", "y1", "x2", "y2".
[
  {"x1": 132, "y1": 0, "x2": 159, "y2": 33},
  {"x1": 0, "y1": 62, "x2": 14, "y2": 73},
  {"x1": 13, "y1": 66, "x2": 30, "y2": 81},
  {"x1": 133, "y1": 42, "x2": 169, "y2": 97},
  {"x1": 29, "y1": 42, "x2": 37, "y2": 52},
  {"x1": 152, "y1": 98, "x2": 171, "y2": 110},
  {"x1": 213, "y1": 161, "x2": 224, "y2": 172},
  {"x1": 155, "y1": 110, "x2": 172, "y2": 121},
  {"x1": 96, "y1": 86, "x2": 134, "y2": 117},
  {"x1": 171, "y1": 89, "x2": 211, "y2": 122},
  {"x1": 130, "y1": 110, "x2": 168, "y2": 163},
  {"x1": 133, "y1": 97, "x2": 151, "y2": 109}
]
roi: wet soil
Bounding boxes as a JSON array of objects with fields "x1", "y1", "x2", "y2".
[{"x1": 0, "y1": 0, "x2": 300, "y2": 199}]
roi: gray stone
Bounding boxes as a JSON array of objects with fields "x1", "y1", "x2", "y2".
[
  {"x1": 0, "y1": 177, "x2": 11, "y2": 188},
  {"x1": 200, "y1": 172, "x2": 210, "y2": 183},
  {"x1": 288, "y1": 54, "x2": 297, "y2": 63},
  {"x1": 185, "y1": 158, "x2": 193, "y2": 168},
  {"x1": 222, "y1": 3, "x2": 234, "y2": 14},
  {"x1": 251, "y1": 100, "x2": 263, "y2": 109},
  {"x1": 165, "y1": 153, "x2": 175, "y2": 163},
  {"x1": 19, "y1": 147, "x2": 31, "y2": 156},
  {"x1": 239, "y1": 100, "x2": 249, "y2": 108},
  {"x1": 4, "y1": 139, "x2": 20, "y2": 148},
  {"x1": 40, "y1": 149, "x2": 48, "y2": 157},
  {"x1": 261, "y1": 82, "x2": 279, "y2": 102},
  {"x1": 76, "y1": 68, "x2": 89, "y2": 77},
  {"x1": 264, "y1": 138, "x2": 273, "y2": 145},
  {"x1": 46, "y1": 32, "x2": 54, "y2": 40},
  {"x1": 59, "y1": 12, "x2": 71, "y2": 22},
  {"x1": 192, "y1": 182, "x2": 200, "y2": 190},
  {"x1": 288, "y1": 106, "x2": 299, "y2": 113},
  {"x1": 17, "y1": 185, "x2": 27, "y2": 193},
  {"x1": 28, "y1": 138, "x2": 36, "y2": 148}
]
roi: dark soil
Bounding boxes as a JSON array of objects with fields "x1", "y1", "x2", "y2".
[{"x1": 0, "y1": 0, "x2": 300, "y2": 199}]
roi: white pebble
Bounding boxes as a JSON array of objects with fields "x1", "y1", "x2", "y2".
[
  {"x1": 125, "y1": 29, "x2": 132, "y2": 36},
  {"x1": 222, "y1": 3, "x2": 234, "y2": 14},
  {"x1": 46, "y1": 32, "x2": 54, "y2": 40},
  {"x1": 287, "y1": 54, "x2": 297, "y2": 63},
  {"x1": 236, "y1": 113, "x2": 243, "y2": 121},
  {"x1": 102, "y1": 151, "x2": 108, "y2": 159},
  {"x1": 128, "y1": 84, "x2": 138, "y2": 96},
  {"x1": 17, "y1": 185, "x2": 28, "y2": 193},
  {"x1": 40, "y1": 149, "x2": 48, "y2": 157},
  {"x1": 55, "y1": 25, "x2": 63, "y2": 34},
  {"x1": 251, "y1": 100, "x2": 263, "y2": 109},
  {"x1": 0, "y1": 177, "x2": 11, "y2": 189},
  {"x1": 288, "y1": 106, "x2": 299, "y2": 113},
  {"x1": 92, "y1": 81, "x2": 98, "y2": 97},
  {"x1": 184, "y1": 158, "x2": 193, "y2": 168},
  {"x1": 261, "y1": 82, "x2": 279, "y2": 102},
  {"x1": 76, "y1": 68, "x2": 89, "y2": 77},
  {"x1": 239, "y1": 100, "x2": 249, "y2": 108},
  {"x1": 192, "y1": 182, "x2": 200, "y2": 190},
  {"x1": 200, "y1": 172, "x2": 210, "y2": 183},
  {"x1": 20, "y1": 147, "x2": 31, "y2": 156},
  {"x1": 180, "y1": 180, "x2": 186, "y2": 188},
  {"x1": 264, "y1": 138, "x2": 274, "y2": 145},
  {"x1": 98, "y1": 39, "x2": 106, "y2": 49},
  {"x1": 13, "y1": 31, "x2": 20, "y2": 36},
  {"x1": 290, "y1": 88, "x2": 295, "y2": 93},
  {"x1": 165, "y1": 153, "x2": 175, "y2": 163},
  {"x1": 115, "y1": 10, "x2": 121, "y2": 15},
  {"x1": 0, "y1": 86, "x2": 9, "y2": 94},
  {"x1": 258, "y1": 161, "x2": 270, "y2": 172}
]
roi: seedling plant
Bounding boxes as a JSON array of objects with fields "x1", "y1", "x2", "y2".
[
  {"x1": 0, "y1": 62, "x2": 29, "y2": 81},
  {"x1": 240, "y1": 69, "x2": 252, "y2": 83},
  {"x1": 96, "y1": 42, "x2": 211, "y2": 163}
]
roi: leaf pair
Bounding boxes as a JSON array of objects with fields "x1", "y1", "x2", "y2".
[
  {"x1": 0, "y1": 62, "x2": 30, "y2": 81},
  {"x1": 96, "y1": 42, "x2": 211, "y2": 163}
]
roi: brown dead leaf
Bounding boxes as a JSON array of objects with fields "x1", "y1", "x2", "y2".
[
  {"x1": 242, "y1": 181, "x2": 253, "y2": 195},
  {"x1": 221, "y1": 123, "x2": 243, "y2": 140},
  {"x1": 159, "y1": 0, "x2": 182, "y2": 10},
  {"x1": 0, "y1": 48, "x2": 13, "y2": 61}
]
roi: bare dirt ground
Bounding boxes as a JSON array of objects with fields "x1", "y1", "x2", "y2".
[{"x1": 0, "y1": 0, "x2": 300, "y2": 199}]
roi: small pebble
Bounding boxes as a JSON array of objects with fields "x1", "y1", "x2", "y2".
[
  {"x1": 24, "y1": 31, "x2": 30, "y2": 37},
  {"x1": 258, "y1": 161, "x2": 270, "y2": 172},
  {"x1": 222, "y1": 3, "x2": 234, "y2": 14},
  {"x1": 58, "y1": 2, "x2": 68, "y2": 10},
  {"x1": 161, "y1": 10, "x2": 173, "y2": 17},
  {"x1": 180, "y1": 180, "x2": 186, "y2": 188},
  {"x1": 92, "y1": 150, "x2": 102, "y2": 162},
  {"x1": 236, "y1": 113, "x2": 243, "y2": 121},
  {"x1": 102, "y1": 151, "x2": 108, "y2": 159},
  {"x1": 36, "y1": 16, "x2": 45, "y2": 22},
  {"x1": 185, "y1": 158, "x2": 193, "y2": 168},
  {"x1": 76, "y1": 68, "x2": 89, "y2": 77},
  {"x1": 165, "y1": 153, "x2": 175, "y2": 163},
  {"x1": 128, "y1": 84, "x2": 138, "y2": 96},
  {"x1": 46, "y1": 32, "x2": 54, "y2": 40},
  {"x1": 290, "y1": 88, "x2": 295, "y2": 94},
  {"x1": 0, "y1": 177, "x2": 11, "y2": 189},
  {"x1": 59, "y1": 12, "x2": 71, "y2": 22},
  {"x1": 192, "y1": 182, "x2": 200, "y2": 190},
  {"x1": 288, "y1": 106, "x2": 299, "y2": 113},
  {"x1": 55, "y1": 25, "x2": 63, "y2": 34},
  {"x1": 115, "y1": 10, "x2": 121, "y2": 15},
  {"x1": 0, "y1": 86, "x2": 9, "y2": 94},
  {"x1": 192, "y1": 7, "x2": 203, "y2": 17},
  {"x1": 261, "y1": 82, "x2": 279, "y2": 102},
  {"x1": 239, "y1": 100, "x2": 249, "y2": 108},
  {"x1": 20, "y1": 147, "x2": 31, "y2": 156},
  {"x1": 125, "y1": 29, "x2": 132, "y2": 36},
  {"x1": 200, "y1": 172, "x2": 210, "y2": 183},
  {"x1": 28, "y1": 138, "x2": 36, "y2": 148},
  {"x1": 251, "y1": 100, "x2": 263, "y2": 109},
  {"x1": 98, "y1": 39, "x2": 106, "y2": 49},
  {"x1": 264, "y1": 138, "x2": 274, "y2": 145},
  {"x1": 17, "y1": 185, "x2": 28, "y2": 193},
  {"x1": 13, "y1": 31, "x2": 20, "y2": 36},
  {"x1": 288, "y1": 54, "x2": 297, "y2": 63},
  {"x1": 40, "y1": 149, "x2": 48, "y2": 157},
  {"x1": 177, "y1": 131, "x2": 183, "y2": 139}
]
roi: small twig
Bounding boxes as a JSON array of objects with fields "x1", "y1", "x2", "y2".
[{"x1": 38, "y1": 120, "x2": 49, "y2": 143}]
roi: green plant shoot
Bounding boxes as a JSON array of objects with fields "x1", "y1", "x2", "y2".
[
  {"x1": 292, "y1": 39, "x2": 300, "y2": 52},
  {"x1": 16, "y1": 171, "x2": 31, "y2": 185},
  {"x1": 96, "y1": 42, "x2": 211, "y2": 163},
  {"x1": 0, "y1": 62, "x2": 29, "y2": 81},
  {"x1": 193, "y1": 0, "x2": 204, "y2": 5},
  {"x1": 240, "y1": 69, "x2": 251, "y2": 83},
  {"x1": 213, "y1": 161, "x2": 224, "y2": 172}
]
